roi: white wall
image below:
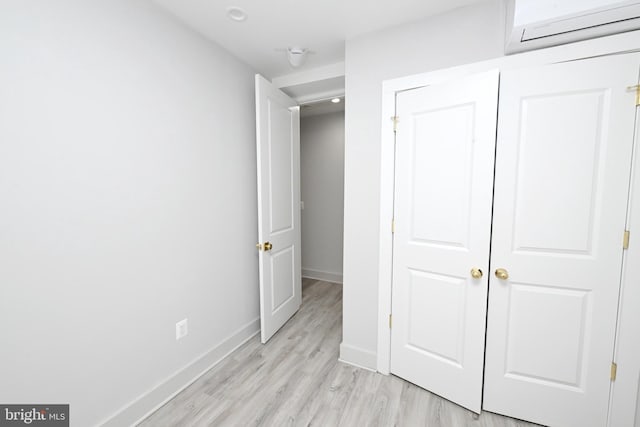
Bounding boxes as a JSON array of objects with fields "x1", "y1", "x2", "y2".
[
  {"x1": 0, "y1": 1, "x2": 258, "y2": 425},
  {"x1": 300, "y1": 112, "x2": 345, "y2": 283},
  {"x1": 341, "y1": 1, "x2": 505, "y2": 368}
]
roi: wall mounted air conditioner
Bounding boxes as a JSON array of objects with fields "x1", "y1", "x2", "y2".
[{"x1": 505, "y1": 0, "x2": 640, "y2": 54}]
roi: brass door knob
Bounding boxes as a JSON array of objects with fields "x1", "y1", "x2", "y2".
[
  {"x1": 263, "y1": 242, "x2": 273, "y2": 251},
  {"x1": 495, "y1": 268, "x2": 509, "y2": 280},
  {"x1": 470, "y1": 268, "x2": 483, "y2": 279}
]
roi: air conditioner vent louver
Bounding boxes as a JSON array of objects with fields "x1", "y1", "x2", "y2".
[{"x1": 505, "y1": 0, "x2": 640, "y2": 54}]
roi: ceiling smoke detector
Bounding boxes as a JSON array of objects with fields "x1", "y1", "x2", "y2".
[{"x1": 286, "y1": 47, "x2": 308, "y2": 68}]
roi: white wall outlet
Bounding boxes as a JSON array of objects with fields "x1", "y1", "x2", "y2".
[
  {"x1": 300, "y1": 201, "x2": 305, "y2": 210},
  {"x1": 175, "y1": 318, "x2": 188, "y2": 340}
]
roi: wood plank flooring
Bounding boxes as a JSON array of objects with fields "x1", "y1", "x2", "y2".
[{"x1": 139, "y1": 279, "x2": 538, "y2": 427}]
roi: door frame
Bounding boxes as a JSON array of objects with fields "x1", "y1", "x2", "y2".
[{"x1": 376, "y1": 31, "x2": 640, "y2": 424}]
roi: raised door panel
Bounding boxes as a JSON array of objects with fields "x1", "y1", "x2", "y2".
[
  {"x1": 406, "y1": 270, "x2": 468, "y2": 368},
  {"x1": 511, "y1": 91, "x2": 605, "y2": 256},
  {"x1": 504, "y1": 283, "x2": 591, "y2": 389},
  {"x1": 268, "y1": 100, "x2": 295, "y2": 235},
  {"x1": 409, "y1": 103, "x2": 475, "y2": 250},
  {"x1": 270, "y1": 246, "x2": 296, "y2": 312}
]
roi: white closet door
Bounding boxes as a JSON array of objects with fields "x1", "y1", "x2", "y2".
[
  {"x1": 391, "y1": 70, "x2": 499, "y2": 413},
  {"x1": 484, "y1": 54, "x2": 640, "y2": 427}
]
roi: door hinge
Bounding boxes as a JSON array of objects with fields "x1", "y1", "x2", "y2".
[
  {"x1": 391, "y1": 116, "x2": 399, "y2": 132},
  {"x1": 391, "y1": 219, "x2": 395, "y2": 234},
  {"x1": 389, "y1": 314, "x2": 393, "y2": 329},
  {"x1": 611, "y1": 362, "x2": 618, "y2": 381},
  {"x1": 628, "y1": 85, "x2": 640, "y2": 106},
  {"x1": 623, "y1": 230, "x2": 630, "y2": 250}
]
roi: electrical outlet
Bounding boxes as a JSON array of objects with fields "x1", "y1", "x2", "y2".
[
  {"x1": 176, "y1": 318, "x2": 188, "y2": 340},
  {"x1": 300, "y1": 201, "x2": 305, "y2": 210}
]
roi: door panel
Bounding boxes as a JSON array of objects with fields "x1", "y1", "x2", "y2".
[
  {"x1": 483, "y1": 54, "x2": 640, "y2": 427},
  {"x1": 504, "y1": 283, "x2": 590, "y2": 388},
  {"x1": 406, "y1": 270, "x2": 467, "y2": 367},
  {"x1": 268, "y1": 101, "x2": 295, "y2": 234},
  {"x1": 409, "y1": 103, "x2": 476, "y2": 249},
  {"x1": 255, "y1": 74, "x2": 301, "y2": 344},
  {"x1": 511, "y1": 90, "x2": 605, "y2": 255},
  {"x1": 270, "y1": 246, "x2": 295, "y2": 311},
  {"x1": 391, "y1": 70, "x2": 499, "y2": 413}
]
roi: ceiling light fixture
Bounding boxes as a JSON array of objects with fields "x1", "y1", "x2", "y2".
[
  {"x1": 287, "y1": 47, "x2": 308, "y2": 68},
  {"x1": 226, "y1": 6, "x2": 247, "y2": 22},
  {"x1": 331, "y1": 98, "x2": 341, "y2": 104}
]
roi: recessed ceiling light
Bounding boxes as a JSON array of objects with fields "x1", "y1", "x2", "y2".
[
  {"x1": 226, "y1": 7, "x2": 247, "y2": 22},
  {"x1": 331, "y1": 98, "x2": 341, "y2": 104}
]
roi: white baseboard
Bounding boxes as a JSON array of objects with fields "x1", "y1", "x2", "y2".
[
  {"x1": 99, "y1": 318, "x2": 260, "y2": 427},
  {"x1": 339, "y1": 342, "x2": 377, "y2": 371},
  {"x1": 302, "y1": 268, "x2": 343, "y2": 284}
]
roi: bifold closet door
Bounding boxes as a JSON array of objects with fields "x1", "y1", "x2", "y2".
[
  {"x1": 390, "y1": 70, "x2": 499, "y2": 414},
  {"x1": 483, "y1": 54, "x2": 640, "y2": 427}
]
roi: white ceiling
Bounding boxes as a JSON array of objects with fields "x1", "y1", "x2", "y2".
[{"x1": 153, "y1": 0, "x2": 484, "y2": 79}]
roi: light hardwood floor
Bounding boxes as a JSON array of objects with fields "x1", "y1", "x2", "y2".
[{"x1": 140, "y1": 279, "x2": 538, "y2": 427}]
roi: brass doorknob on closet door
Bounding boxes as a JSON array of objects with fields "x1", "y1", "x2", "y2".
[
  {"x1": 256, "y1": 242, "x2": 273, "y2": 251},
  {"x1": 470, "y1": 268, "x2": 483, "y2": 279},
  {"x1": 495, "y1": 268, "x2": 509, "y2": 280}
]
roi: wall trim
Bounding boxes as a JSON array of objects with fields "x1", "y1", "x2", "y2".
[
  {"x1": 302, "y1": 268, "x2": 343, "y2": 284},
  {"x1": 339, "y1": 342, "x2": 377, "y2": 371},
  {"x1": 99, "y1": 318, "x2": 260, "y2": 427}
]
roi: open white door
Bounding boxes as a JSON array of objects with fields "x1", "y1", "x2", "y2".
[
  {"x1": 390, "y1": 70, "x2": 499, "y2": 413},
  {"x1": 255, "y1": 74, "x2": 302, "y2": 344},
  {"x1": 483, "y1": 54, "x2": 640, "y2": 427}
]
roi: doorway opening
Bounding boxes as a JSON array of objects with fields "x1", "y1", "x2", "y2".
[
  {"x1": 299, "y1": 97, "x2": 345, "y2": 286},
  {"x1": 255, "y1": 74, "x2": 345, "y2": 344}
]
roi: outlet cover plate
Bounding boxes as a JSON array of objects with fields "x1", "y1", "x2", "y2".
[{"x1": 176, "y1": 318, "x2": 188, "y2": 340}]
